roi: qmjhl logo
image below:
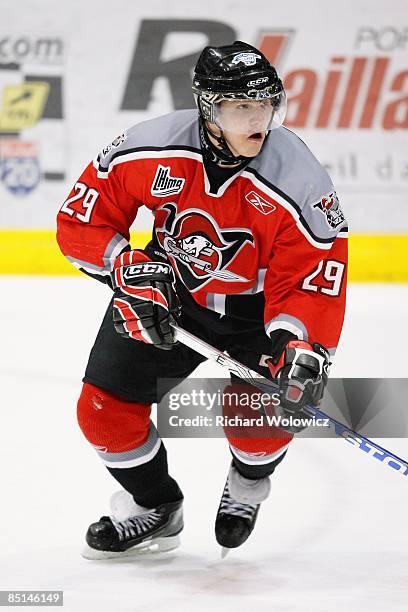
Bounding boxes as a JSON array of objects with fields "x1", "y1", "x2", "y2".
[{"x1": 151, "y1": 164, "x2": 185, "y2": 196}]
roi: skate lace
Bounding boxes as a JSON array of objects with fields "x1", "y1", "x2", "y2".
[
  {"x1": 220, "y1": 483, "x2": 258, "y2": 520},
  {"x1": 111, "y1": 510, "x2": 162, "y2": 542}
]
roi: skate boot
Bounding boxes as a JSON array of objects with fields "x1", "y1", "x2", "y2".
[
  {"x1": 82, "y1": 490, "x2": 183, "y2": 559},
  {"x1": 215, "y1": 464, "x2": 271, "y2": 557}
]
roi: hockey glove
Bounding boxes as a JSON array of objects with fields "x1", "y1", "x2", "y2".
[
  {"x1": 111, "y1": 250, "x2": 180, "y2": 350},
  {"x1": 268, "y1": 330, "x2": 330, "y2": 419}
]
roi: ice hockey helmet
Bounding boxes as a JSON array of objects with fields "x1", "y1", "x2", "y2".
[{"x1": 192, "y1": 41, "x2": 286, "y2": 165}]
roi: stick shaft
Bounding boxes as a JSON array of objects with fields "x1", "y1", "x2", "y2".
[{"x1": 172, "y1": 324, "x2": 408, "y2": 478}]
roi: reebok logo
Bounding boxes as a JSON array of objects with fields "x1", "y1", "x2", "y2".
[
  {"x1": 245, "y1": 191, "x2": 277, "y2": 215},
  {"x1": 151, "y1": 164, "x2": 185, "y2": 196}
]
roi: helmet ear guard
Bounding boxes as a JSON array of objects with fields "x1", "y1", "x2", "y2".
[{"x1": 193, "y1": 92, "x2": 218, "y2": 124}]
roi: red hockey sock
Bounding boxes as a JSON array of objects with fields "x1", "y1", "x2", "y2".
[
  {"x1": 222, "y1": 383, "x2": 293, "y2": 456},
  {"x1": 77, "y1": 383, "x2": 151, "y2": 452}
]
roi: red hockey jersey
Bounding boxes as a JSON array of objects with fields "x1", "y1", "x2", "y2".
[{"x1": 56, "y1": 110, "x2": 348, "y2": 355}]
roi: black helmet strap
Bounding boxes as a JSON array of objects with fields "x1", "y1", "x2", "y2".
[{"x1": 198, "y1": 117, "x2": 249, "y2": 167}]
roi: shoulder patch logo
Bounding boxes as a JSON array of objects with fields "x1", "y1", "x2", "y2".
[
  {"x1": 101, "y1": 133, "x2": 126, "y2": 158},
  {"x1": 313, "y1": 191, "x2": 345, "y2": 230},
  {"x1": 245, "y1": 191, "x2": 276, "y2": 215},
  {"x1": 151, "y1": 164, "x2": 185, "y2": 197}
]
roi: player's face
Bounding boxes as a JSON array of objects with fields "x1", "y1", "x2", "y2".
[{"x1": 212, "y1": 99, "x2": 273, "y2": 157}]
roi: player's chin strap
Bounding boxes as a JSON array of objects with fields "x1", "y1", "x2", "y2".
[
  {"x1": 199, "y1": 118, "x2": 249, "y2": 167},
  {"x1": 170, "y1": 323, "x2": 408, "y2": 480}
]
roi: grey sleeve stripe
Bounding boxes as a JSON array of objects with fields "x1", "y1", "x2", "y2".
[
  {"x1": 66, "y1": 256, "x2": 110, "y2": 276},
  {"x1": 230, "y1": 442, "x2": 290, "y2": 465},
  {"x1": 66, "y1": 233, "x2": 129, "y2": 276},
  {"x1": 103, "y1": 233, "x2": 129, "y2": 267},
  {"x1": 265, "y1": 313, "x2": 308, "y2": 340},
  {"x1": 95, "y1": 422, "x2": 160, "y2": 467}
]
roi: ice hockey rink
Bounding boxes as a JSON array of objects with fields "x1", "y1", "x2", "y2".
[{"x1": 1, "y1": 277, "x2": 408, "y2": 612}]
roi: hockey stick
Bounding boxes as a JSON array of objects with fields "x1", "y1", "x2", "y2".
[{"x1": 171, "y1": 324, "x2": 408, "y2": 479}]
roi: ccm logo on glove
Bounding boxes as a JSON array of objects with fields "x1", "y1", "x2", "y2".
[
  {"x1": 123, "y1": 262, "x2": 172, "y2": 280},
  {"x1": 111, "y1": 250, "x2": 180, "y2": 349}
]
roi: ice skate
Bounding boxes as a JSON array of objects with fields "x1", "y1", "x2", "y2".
[
  {"x1": 215, "y1": 464, "x2": 270, "y2": 557},
  {"x1": 82, "y1": 490, "x2": 183, "y2": 560}
]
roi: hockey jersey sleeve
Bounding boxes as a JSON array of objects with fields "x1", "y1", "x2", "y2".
[
  {"x1": 264, "y1": 191, "x2": 348, "y2": 356},
  {"x1": 56, "y1": 152, "x2": 143, "y2": 284}
]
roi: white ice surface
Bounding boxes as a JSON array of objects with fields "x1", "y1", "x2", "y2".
[{"x1": 1, "y1": 277, "x2": 408, "y2": 612}]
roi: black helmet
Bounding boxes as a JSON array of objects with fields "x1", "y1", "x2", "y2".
[{"x1": 192, "y1": 41, "x2": 286, "y2": 165}]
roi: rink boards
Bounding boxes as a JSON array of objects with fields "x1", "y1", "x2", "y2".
[{"x1": 1, "y1": 229, "x2": 407, "y2": 282}]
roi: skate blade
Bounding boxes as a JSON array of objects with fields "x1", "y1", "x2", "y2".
[
  {"x1": 81, "y1": 534, "x2": 181, "y2": 560},
  {"x1": 221, "y1": 547, "x2": 231, "y2": 559}
]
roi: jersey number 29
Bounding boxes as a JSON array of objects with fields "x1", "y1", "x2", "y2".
[
  {"x1": 60, "y1": 182, "x2": 99, "y2": 223},
  {"x1": 302, "y1": 260, "x2": 345, "y2": 297}
]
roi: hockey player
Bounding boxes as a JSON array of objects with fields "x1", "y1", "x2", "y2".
[{"x1": 56, "y1": 41, "x2": 347, "y2": 558}]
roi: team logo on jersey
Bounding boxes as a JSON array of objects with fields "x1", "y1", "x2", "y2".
[
  {"x1": 151, "y1": 165, "x2": 185, "y2": 196},
  {"x1": 231, "y1": 52, "x2": 261, "y2": 67},
  {"x1": 245, "y1": 191, "x2": 276, "y2": 215},
  {"x1": 313, "y1": 191, "x2": 345, "y2": 230},
  {"x1": 155, "y1": 203, "x2": 254, "y2": 291}
]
